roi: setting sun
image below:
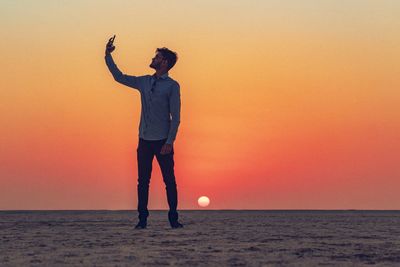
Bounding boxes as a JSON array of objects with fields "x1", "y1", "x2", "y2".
[{"x1": 198, "y1": 196, "x2": 210, "y2": 208}]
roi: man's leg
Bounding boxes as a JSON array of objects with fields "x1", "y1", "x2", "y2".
[
  {"x1": 155, "y1": 139, "x2": 180, "y2": 225},
  {"x1": 137, "y1": 138, "x2": 154, "y2": 223}
]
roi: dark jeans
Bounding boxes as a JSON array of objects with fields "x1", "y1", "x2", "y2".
[{"x1": 136, "y1": 138, "x2": 179, "y2": 223}]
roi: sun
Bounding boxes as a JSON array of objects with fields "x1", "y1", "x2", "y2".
[{"x1": 197, "y1": 196, "x2": 210, "y2": 208}]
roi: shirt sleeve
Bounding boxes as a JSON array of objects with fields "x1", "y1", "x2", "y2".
[
  {"x1": 166, "y1": 82, "x2": 181, "y2": 145},
  {"x1": 105, "y1": 53, "x2": 142, "y2": 91}
]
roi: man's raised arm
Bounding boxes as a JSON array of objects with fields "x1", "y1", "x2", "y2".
[{"x1": 104, "y1": 36, "x2": 141, "y2": 90}]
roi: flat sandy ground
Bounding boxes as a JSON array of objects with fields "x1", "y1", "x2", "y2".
[{"x1": 1, "y1": 210, "x2": 400, "y2": 266}]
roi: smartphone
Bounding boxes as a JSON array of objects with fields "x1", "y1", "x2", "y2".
[{"x1": 110, "y1": 34, "x2": 116, "y2": 44}]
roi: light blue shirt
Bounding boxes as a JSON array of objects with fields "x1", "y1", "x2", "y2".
[{"x1": 105, "y1": 53, "x2": 181, "y2": 145}]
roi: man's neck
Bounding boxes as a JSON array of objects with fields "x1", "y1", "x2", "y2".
[{"x1": 154, "y1": 69, "x2": 168, "y2": 78}]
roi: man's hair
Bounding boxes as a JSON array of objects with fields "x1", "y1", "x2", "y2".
[{"x1": 156, "y1": 47, "x2": 178, "y2": 70}]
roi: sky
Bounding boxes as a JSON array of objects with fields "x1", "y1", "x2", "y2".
[{"x1": 1, "y1": 0, "x2": 399, "y2": 210}]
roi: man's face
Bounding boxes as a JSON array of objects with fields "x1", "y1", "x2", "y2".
[{"x1": 150, "y1": 52, "x2": 166, "y2": 70}]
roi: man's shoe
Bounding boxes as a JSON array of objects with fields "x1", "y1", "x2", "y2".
[
  {"x1": 170, "y1": 221, "x2": 184, "y2": 229},
  {"x1": 134, "y1": 221, "x2": 147, "y2": 229}
]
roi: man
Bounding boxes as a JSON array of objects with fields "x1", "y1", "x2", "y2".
[{"x1": 104, "y1": 35, "x2": 183, "y2": 229}]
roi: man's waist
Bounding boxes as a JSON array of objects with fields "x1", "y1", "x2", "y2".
[{"x1": 139, "y1": 137, "x2": 167, "y2": 142}]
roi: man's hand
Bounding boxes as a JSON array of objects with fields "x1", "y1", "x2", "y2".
[
  {"x1": 160, "y1": 144, "x2": 173, "y2": 155},
  {"x1": 105, "y1": 35, "x2": 116, "y2": 55}
]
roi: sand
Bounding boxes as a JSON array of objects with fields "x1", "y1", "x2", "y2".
[{"x1": 1, "y1": 210, "x2": 400, "y2": 266}]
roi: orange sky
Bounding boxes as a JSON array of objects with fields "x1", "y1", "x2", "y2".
[{"x1": 1, "y1": 1, "x2": 399, "y2": 210}]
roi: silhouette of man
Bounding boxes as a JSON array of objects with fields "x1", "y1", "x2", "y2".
[{"x1": 104, "y1": 36, "x2": 183, "y2": 229}]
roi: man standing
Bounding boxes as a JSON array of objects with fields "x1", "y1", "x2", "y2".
[{"x1": 104, "y1": 36, "x2": 183, "y2": 229}]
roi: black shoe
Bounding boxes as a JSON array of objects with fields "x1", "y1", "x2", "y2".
[
  {"x1": 134, "y1": 221, "x2": 147, "y2": 229},
  {"x1": 170, "y1": 221, "x2": 184, "y2": 229}
]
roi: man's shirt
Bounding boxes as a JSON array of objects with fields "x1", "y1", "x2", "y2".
[{"x1": 105, "y1": 53, "x2": 181, "y2": 145}]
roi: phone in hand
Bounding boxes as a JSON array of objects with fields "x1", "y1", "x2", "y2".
[
  {"x1": 110, "y1": 34, "x2": 116, "y2": 44},
  {"x1": 107, "y1": 35, "x2": 116, "y2": 53}
]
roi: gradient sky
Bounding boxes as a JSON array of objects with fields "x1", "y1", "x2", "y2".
[{"x1": 1, "y1": 0, "x2": 399, "y2": 210}]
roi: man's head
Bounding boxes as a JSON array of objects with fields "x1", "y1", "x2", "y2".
[{"x1": 149, "y1": 47, "x2": 178, "y2": 72}]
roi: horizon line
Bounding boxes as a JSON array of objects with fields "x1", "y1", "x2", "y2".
[{"x1": 1, "y1": 209, "x2": 400, "y2": 212}]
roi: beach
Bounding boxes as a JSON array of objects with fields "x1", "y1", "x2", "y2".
[{"x1": 1, "y1": 210, "x2": 400, "y2": 266}]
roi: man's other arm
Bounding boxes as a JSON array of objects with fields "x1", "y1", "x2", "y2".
[{"x1": 166, "y1": 83, "x2": 181, "y2": 145}]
